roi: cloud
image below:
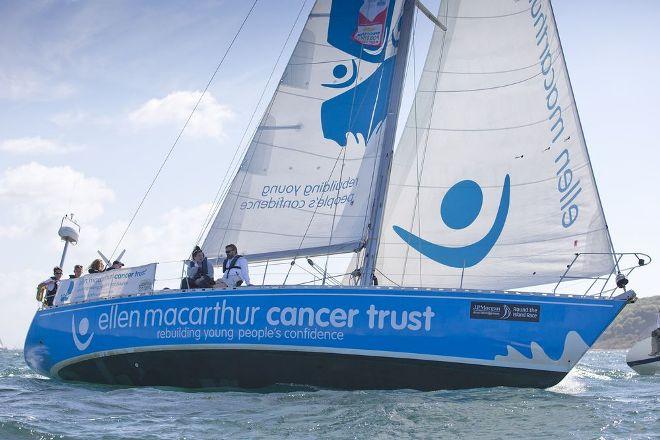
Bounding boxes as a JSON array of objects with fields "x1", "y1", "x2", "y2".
[
  {"x1": 0, "y1": 137, "x2": 83, "y2": 155},
  {"x1": 0, "y1": 201, "x2": 214, "y2": 349},
  {"x1": 0, "y1": 162, "x2": 114, "y2": 238},
  {"x1": 0, "y1": 268, "x2": 44, "y2": 349},
  {"x1": 0, "y1": 70, "x2": 75, "y2": 101},
  {"x1": 49, "y1": 111, "x2": 113, "y2": 127},
  {"x1": 129, "y1": 91, "x2": 233, "y2": 138},
  {"x1": 76, "y1": 203, "x2": 214, "y2": 268}
]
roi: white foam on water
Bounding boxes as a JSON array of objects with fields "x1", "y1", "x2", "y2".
[{"x1": 548, "y1": 369, "x2": 587, "y2": 395}]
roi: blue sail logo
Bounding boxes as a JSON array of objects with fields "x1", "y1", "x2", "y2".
[
  {"x1": 320, "y1": 0, "x2": 397, "y2": 147},
  {"x1": 394, "y1": 175, "x2": 511, "y2": 268}
]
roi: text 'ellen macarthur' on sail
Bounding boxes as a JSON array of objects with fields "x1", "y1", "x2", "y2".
[{"x1": 530, "y1": 0, "x2": 581, "y2": 229}]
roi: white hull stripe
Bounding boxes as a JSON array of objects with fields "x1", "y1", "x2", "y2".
[{"x1": 41, "y1": 290, "x2": 616, "y2": 317}]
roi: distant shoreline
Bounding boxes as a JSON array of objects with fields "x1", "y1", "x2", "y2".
[{"x1": 594, "y1": 295, "x2": 659, "y2": 349}]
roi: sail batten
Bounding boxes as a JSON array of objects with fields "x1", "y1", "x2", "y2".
[{"x1": 375, "y1": 0, "x2": 615, "y2": 290}]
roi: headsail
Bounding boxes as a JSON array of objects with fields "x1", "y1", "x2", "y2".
[
  {"x1": 203, "y1": 0, "x2": 406, "y2": 263},
  {"x1": 376, "y1": 0, "x2": 616, "y2": 289}
]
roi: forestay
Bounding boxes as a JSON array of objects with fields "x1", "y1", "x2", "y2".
[
  {"x1": 203, "y1": 0, "x2": 406, "y2": 263},
  {"x1": 376, "y1": 0, "x2": 615, "y2": 289}
]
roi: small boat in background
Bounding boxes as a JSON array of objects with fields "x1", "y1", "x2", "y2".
[{"x1": 626, "y1": 311, "x2": 660, "y2": 375}]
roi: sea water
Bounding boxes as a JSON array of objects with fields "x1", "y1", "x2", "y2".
[{"x1": 0, "y1": 350, "x2": 657, "y2": 439}]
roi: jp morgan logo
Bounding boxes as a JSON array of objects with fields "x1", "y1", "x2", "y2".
[
  {"x1": 320, "y1": 0, "x2": 396, "y2": 147},
  {"x1": 71, "y1": 315, "x2": 94, "y2": 351},
  {"x1": 394, "y1": 175, "x2": 510, "y2": 268},
  {"x1": 470, "y1": 301, "x2": 540, "y2": 323}
]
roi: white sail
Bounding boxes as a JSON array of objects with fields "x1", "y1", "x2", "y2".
[
  {"x1": 376, "y1": 0, "x2": 615, "y2": 289},
  {"x1": 203, "y1": 0, "x2": 406, "y2": 263}
]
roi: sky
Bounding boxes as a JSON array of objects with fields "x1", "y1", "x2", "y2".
[{"x1": 0, "y1": 0, "x2": 659, "y2": 348}]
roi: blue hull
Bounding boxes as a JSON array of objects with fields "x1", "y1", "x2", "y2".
[{"x1": 24, "y1": 287, "x2": 630, "y2": 390}]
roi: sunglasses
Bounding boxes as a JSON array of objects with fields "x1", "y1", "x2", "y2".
[{"x1": 54, "y1": 272, "x2": 63, "y2": 275}]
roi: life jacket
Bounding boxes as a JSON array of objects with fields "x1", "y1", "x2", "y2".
[
  {"x1": 222, "y1": 255, "x2": 242, "y2": 273},
  {"x1": 222, "y1": 255, "x2": 244, "y2": 286},
  {"x1": 44, "y1": 276, "x2": 58, "y2": 306},
  {"x1": 191, "y1": 258, "x2": 210, "y2": 279}
]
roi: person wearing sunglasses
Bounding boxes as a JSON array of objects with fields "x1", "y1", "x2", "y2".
[
  {"x1": 221, "y1": 244, "x2": 251, "y2": 287},
  {"x1": 37, "y1": 266, "x2": 63, "y2": 307}
]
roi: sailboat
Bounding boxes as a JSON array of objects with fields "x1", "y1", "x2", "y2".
[
  {"x1": 25, "y1": 0, "x2": 650, "y2": 390},
  {"x1": 626, "y1": 310, "x2": 660, "y2": 375}
]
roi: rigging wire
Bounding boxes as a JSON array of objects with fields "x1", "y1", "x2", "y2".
[
  {"x1": 375, "y1": 268, "x2": 401, "y2": 287},
  {"x1": 281, "y1": 149, "x2": 346, "y2": 285},
  {"x1": 194, "y1": 0, "x2": 309, "y2": 249},
  {"x1": 411, "y1": 8, "x2": 422, "y2": 286},
  {"x1": 321, "y1": 147, "x2": 347, "y2": 284},
  {"x1": 108, "y1": 0, "x2": 260, "y2": 262},
  {"x1": 400, "y1": 0, "x2": 449, "y2": 286},
  {"x1": 318, "y1": 44, "x2": 369, "y2": 285},
  {"x1": 212, "y1": 0, "x2": 315, "y2": 264}
]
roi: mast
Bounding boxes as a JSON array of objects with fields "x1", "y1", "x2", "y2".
[{"x1": 360, "y1": 0, "x2": 416, "y2": 286}]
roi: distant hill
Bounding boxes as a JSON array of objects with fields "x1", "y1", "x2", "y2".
[{"x1": 593, "y1": 295, "x2": 660, "y2": 349}]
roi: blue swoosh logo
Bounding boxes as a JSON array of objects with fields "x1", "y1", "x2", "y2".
[{"x1": 393, "y1": 175, "x2": 510, "y2": 268}]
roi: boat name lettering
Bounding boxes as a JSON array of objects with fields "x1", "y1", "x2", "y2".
[
  {"x1": 95, "y1": 301, "x2": 437, "y2": 333},
  {"x1": 529, "y1": 0, "x2": 581, "y2": 228}
]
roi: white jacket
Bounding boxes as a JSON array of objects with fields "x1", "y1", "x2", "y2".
[{"x1": 222, "y1": 256, "x2": 250, "y2": 286}]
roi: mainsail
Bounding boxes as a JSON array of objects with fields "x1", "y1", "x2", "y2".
[
  {"x1": 375, "y1": 0, "x2": 616, "y2": 289},
  {"x1": 203, "y1": 0, "x2": 406, "y2": 263}
]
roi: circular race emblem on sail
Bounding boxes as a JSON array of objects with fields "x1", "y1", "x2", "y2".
[{"x1": 393, "y1": 175, "x2": 511, "y2": 268}]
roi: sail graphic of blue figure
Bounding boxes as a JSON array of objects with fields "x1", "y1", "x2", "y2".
[
  {"x1": 321, "y1": 0, "x2": 398, "y2": 147},
  {"x1": 393, "y1": 175, "x2": 511, "y2": 268}
]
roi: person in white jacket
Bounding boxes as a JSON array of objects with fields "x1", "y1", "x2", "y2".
[{"x1": 221, "y1": 244, "x2": 250, "y2": 287}]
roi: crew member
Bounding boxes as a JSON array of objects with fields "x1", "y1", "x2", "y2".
[
  {"x1": 105, "y1": 260, "x2": 125, "y2": 271},
  {"x1": 221, "y1": 244, "x2": 250, "y2": 287},
  {"x1": 69, "y1": 264, "x2": 83, "y2": 279},
  {"x1": 37, "y1": 266, "x2": 63, "y2": 307},
  {"x1": 182, "y1": 246, "x2": 214, "y2": 289},
  {"x1": 651, "y1": 309, "x2": 660, "y2": 356},
  {"x1": 88, "y1": 259, "x2": 105, "y2": 274}
]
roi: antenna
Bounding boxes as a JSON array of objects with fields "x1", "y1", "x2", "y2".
[
  {"x1": 97, "y1": 250, "x2": 110, "y2": 266},
  {"x1": 58, "y1": 214, "x2": 80, "y2": 269},
  {"x1": 98, "y1": 249, "x2": 126, "y2": 267}
]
